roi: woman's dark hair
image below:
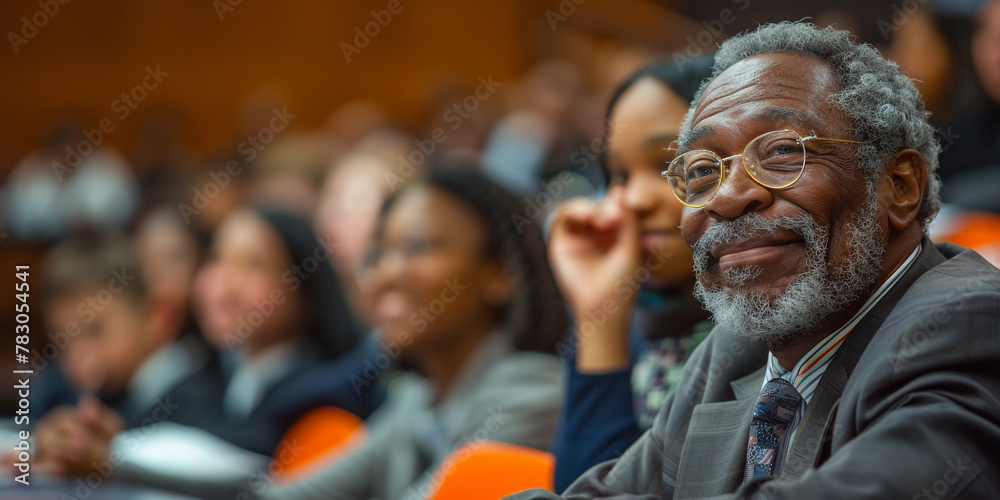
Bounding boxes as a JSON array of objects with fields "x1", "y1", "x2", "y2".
[
  {"x1": 252, "y1": 206, "x2": 361, "y2": 360},
  {"x1": 600, "y1": 55, "x2": 716, "y2": 182},
  {"x1": 374, "y1": 166, "x2": 568, "y2": 355}
]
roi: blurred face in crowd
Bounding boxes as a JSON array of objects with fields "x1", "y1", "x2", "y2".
[
  {"x1": 363, "y1": 185, "x2": 509, "y2": 357},
  {"x1": 681, "y1": 54, "x2": 886, "y2": 345},
  {"x1": 973, "y1": 0, "x2": 1000, "y2": 103},
  {"x1": 605, "y1": 77, "x2": 694, "y2": 285},
  {"x1": 315, "y1": 153, "x2": 391, "y2": 281},
  {"x1": 47, "y1": 292, "x2": 153, "y2": 395},
  {"x1": 136, "y1": 212, "x2": 201, "y2": 307},
  {"x1": 194, "y1": 210, "x2": 302, "y2": 355}
]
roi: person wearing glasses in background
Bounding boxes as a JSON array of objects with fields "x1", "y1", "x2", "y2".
[{"x1": 508, "y1": 21, "x2": 1000, "y2": 499}]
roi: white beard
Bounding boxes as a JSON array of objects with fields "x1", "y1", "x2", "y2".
[{"x1": 691, "y1": 194, "x2": 885, "y2": 345}]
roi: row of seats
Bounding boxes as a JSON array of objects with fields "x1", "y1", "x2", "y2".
[{"x1": 269, "y1": 406, "x2": 555, "y2": 499}]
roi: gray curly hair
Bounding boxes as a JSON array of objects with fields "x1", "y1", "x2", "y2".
[{"x1": 680, "y1": 22, "x2": 942, "y2": 227}]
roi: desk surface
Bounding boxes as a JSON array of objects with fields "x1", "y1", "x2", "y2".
[{"x1": 0, "y1": 478, "x2": 200, "y2": 499}]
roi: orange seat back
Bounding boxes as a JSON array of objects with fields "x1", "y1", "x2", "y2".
[
  {"x1": 270, "y1": 406, "x2": 366, "y2": 482},
  {"x1": 934, "y1": 210, "x2": 1000, "y2": 268},
  {"x1": 428, "y1": 441, "x2": 555, "y2": 500}
]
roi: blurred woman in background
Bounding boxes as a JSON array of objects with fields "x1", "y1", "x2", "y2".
[
  {"x1": 186, "y1": 205, "x2": 380, "y2": 455},
  {"x1": 547, "y1": 57, "x2": 715, "y2": 490},
  {"x1": 252, "y1": 167, "x2": 568, "y2": 499},
  {"x1": 134, "y1": 205, "x2": 204, "y2": 337}
]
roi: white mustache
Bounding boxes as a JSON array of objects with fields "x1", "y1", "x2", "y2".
[{"x1": 691, "y1": 213, "x2": 819, "y2": 273}]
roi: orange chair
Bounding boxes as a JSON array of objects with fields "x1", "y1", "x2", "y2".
[
  {"x1": 427, "y1": 441, "x2": 556, "y2": 500},
  {"x1": 933, "y1": 210, "x2": 1000, "y2": 268},
  {"x1": 270, "y1": 406, "x2": 366, "y2": 482}
]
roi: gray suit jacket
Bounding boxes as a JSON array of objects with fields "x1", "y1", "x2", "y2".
[
  {"x1": 510, "y1": 239, "x2": 1000, "y2": 499},
  {"x1": 263, "y1": 334, "x2": 564, "y2": 500}
]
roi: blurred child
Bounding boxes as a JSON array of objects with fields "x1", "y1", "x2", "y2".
[{"x1": 35, "y1": 234, "x2": 211, "y2": 427}]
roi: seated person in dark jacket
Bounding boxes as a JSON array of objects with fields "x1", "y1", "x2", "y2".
[
  {"x1": 180, "y1": 206, "x2": 382, "y2": 455},
  {"x1": 546, "y1": 57, "x2": 715, "y2": 491},
  {"x1": 508, "y1": 21, "x2": 1000, "y2": 499},
  {"x1": 33, "y1": 234, "x2": 213, "y2": 430}
]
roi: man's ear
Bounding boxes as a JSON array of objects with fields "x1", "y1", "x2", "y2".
[{"x1": 883, "y1": 149, "x2": 927, "y2": 231}]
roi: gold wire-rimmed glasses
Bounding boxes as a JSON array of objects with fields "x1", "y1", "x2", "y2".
[{"x1": 660, "y1": 129, "x2": 860, "y2": 208}]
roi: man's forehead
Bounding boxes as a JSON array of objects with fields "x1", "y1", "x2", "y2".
[{"x1": 683, "y1": 53, "x2": 840, "y2": 146}]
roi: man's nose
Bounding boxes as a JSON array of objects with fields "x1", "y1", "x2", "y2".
[{"x1": 702, "y1": 154, "x2": 774, "y2": 220}]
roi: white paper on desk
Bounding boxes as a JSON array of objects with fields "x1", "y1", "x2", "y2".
[{"x1": 112, "y1": 422, "x2": 270, "y2": 481}]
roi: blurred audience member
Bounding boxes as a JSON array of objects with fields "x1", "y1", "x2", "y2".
[
  {"x1": 3, "y1": 116, "x2": 139, "y2": 240},
  {"x1": 559, "y1": 42, "x2": 654, "y2": 191},
  {"x1": 135, "y1": 205, "x2": 203, "y2": 320},
  {"x1": 546, "y1": 57, "x2": 715, "y2": 491},
  {"x1": 247, "y1": 134, "x2": 329, "y2": 216},
  {"x1": 481, "y1": 59, "x2": 585, "y2": 194},
  {"x1": 34, "y1": 234, "x2": 211, "y2": 427},
  {"x1": 938, "y1": 0, "x2": 1000, "y2": 213},
  {"x1": 130, "y1": 107, "x2": 197, "y2": 209},
  {"x1": 186, "y1": 206, "x2": 374, "y2": 454},
  {"x1": 884, "y1": 5, "x2": 951, "y2": 115},
  {"x1": 321, "y1": 99, "x2": 392, "y2": 150},
  {"x1": 180, "y1": 154, "x2": 251, "y2": 243},
  {"x1": 315, "y1": 148, "x2": 399, "y2": 322}
]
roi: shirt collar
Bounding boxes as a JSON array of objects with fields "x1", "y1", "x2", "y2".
[
  {"x1": 126, "y1": 337, "x2": 207, "y2": 414},
  {"x1": 223, "y1": 341, "x2": 298, "y2": 418}
]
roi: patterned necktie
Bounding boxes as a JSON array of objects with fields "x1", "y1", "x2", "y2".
[{"x1": 745, "y1": 377, "x2": 803, "y2": 482}]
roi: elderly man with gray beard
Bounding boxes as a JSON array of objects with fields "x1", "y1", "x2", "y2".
[{"x1": 508, "y1": 22, "x2": 1000, "y2": 500}]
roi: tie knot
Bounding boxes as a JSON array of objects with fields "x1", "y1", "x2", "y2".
[{"x1": 753, "y1": 378, "x2": 802, "y2": 426}]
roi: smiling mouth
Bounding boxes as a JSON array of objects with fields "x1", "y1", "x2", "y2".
[{"x1": 710, "y1": 235, "x2": 802, "y2": 270}]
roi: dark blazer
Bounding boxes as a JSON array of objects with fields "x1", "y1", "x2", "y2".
[
  {"x1": 509, "y1": 239, "x2": 1000, "y2": 499},
  {"x1": 29, "y1": 333, "x2": 216, "y2": 429},
  {"x1": 179, "y1": 338, "x2": 387, "y2": 456}
]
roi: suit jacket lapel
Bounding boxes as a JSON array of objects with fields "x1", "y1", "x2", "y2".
[
  {"x1": 781, "y1": 237, "x2": 945, "y2": 479},
  {"x1": 674, "y1": 366, "x2": 765, "y2": 499}
]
